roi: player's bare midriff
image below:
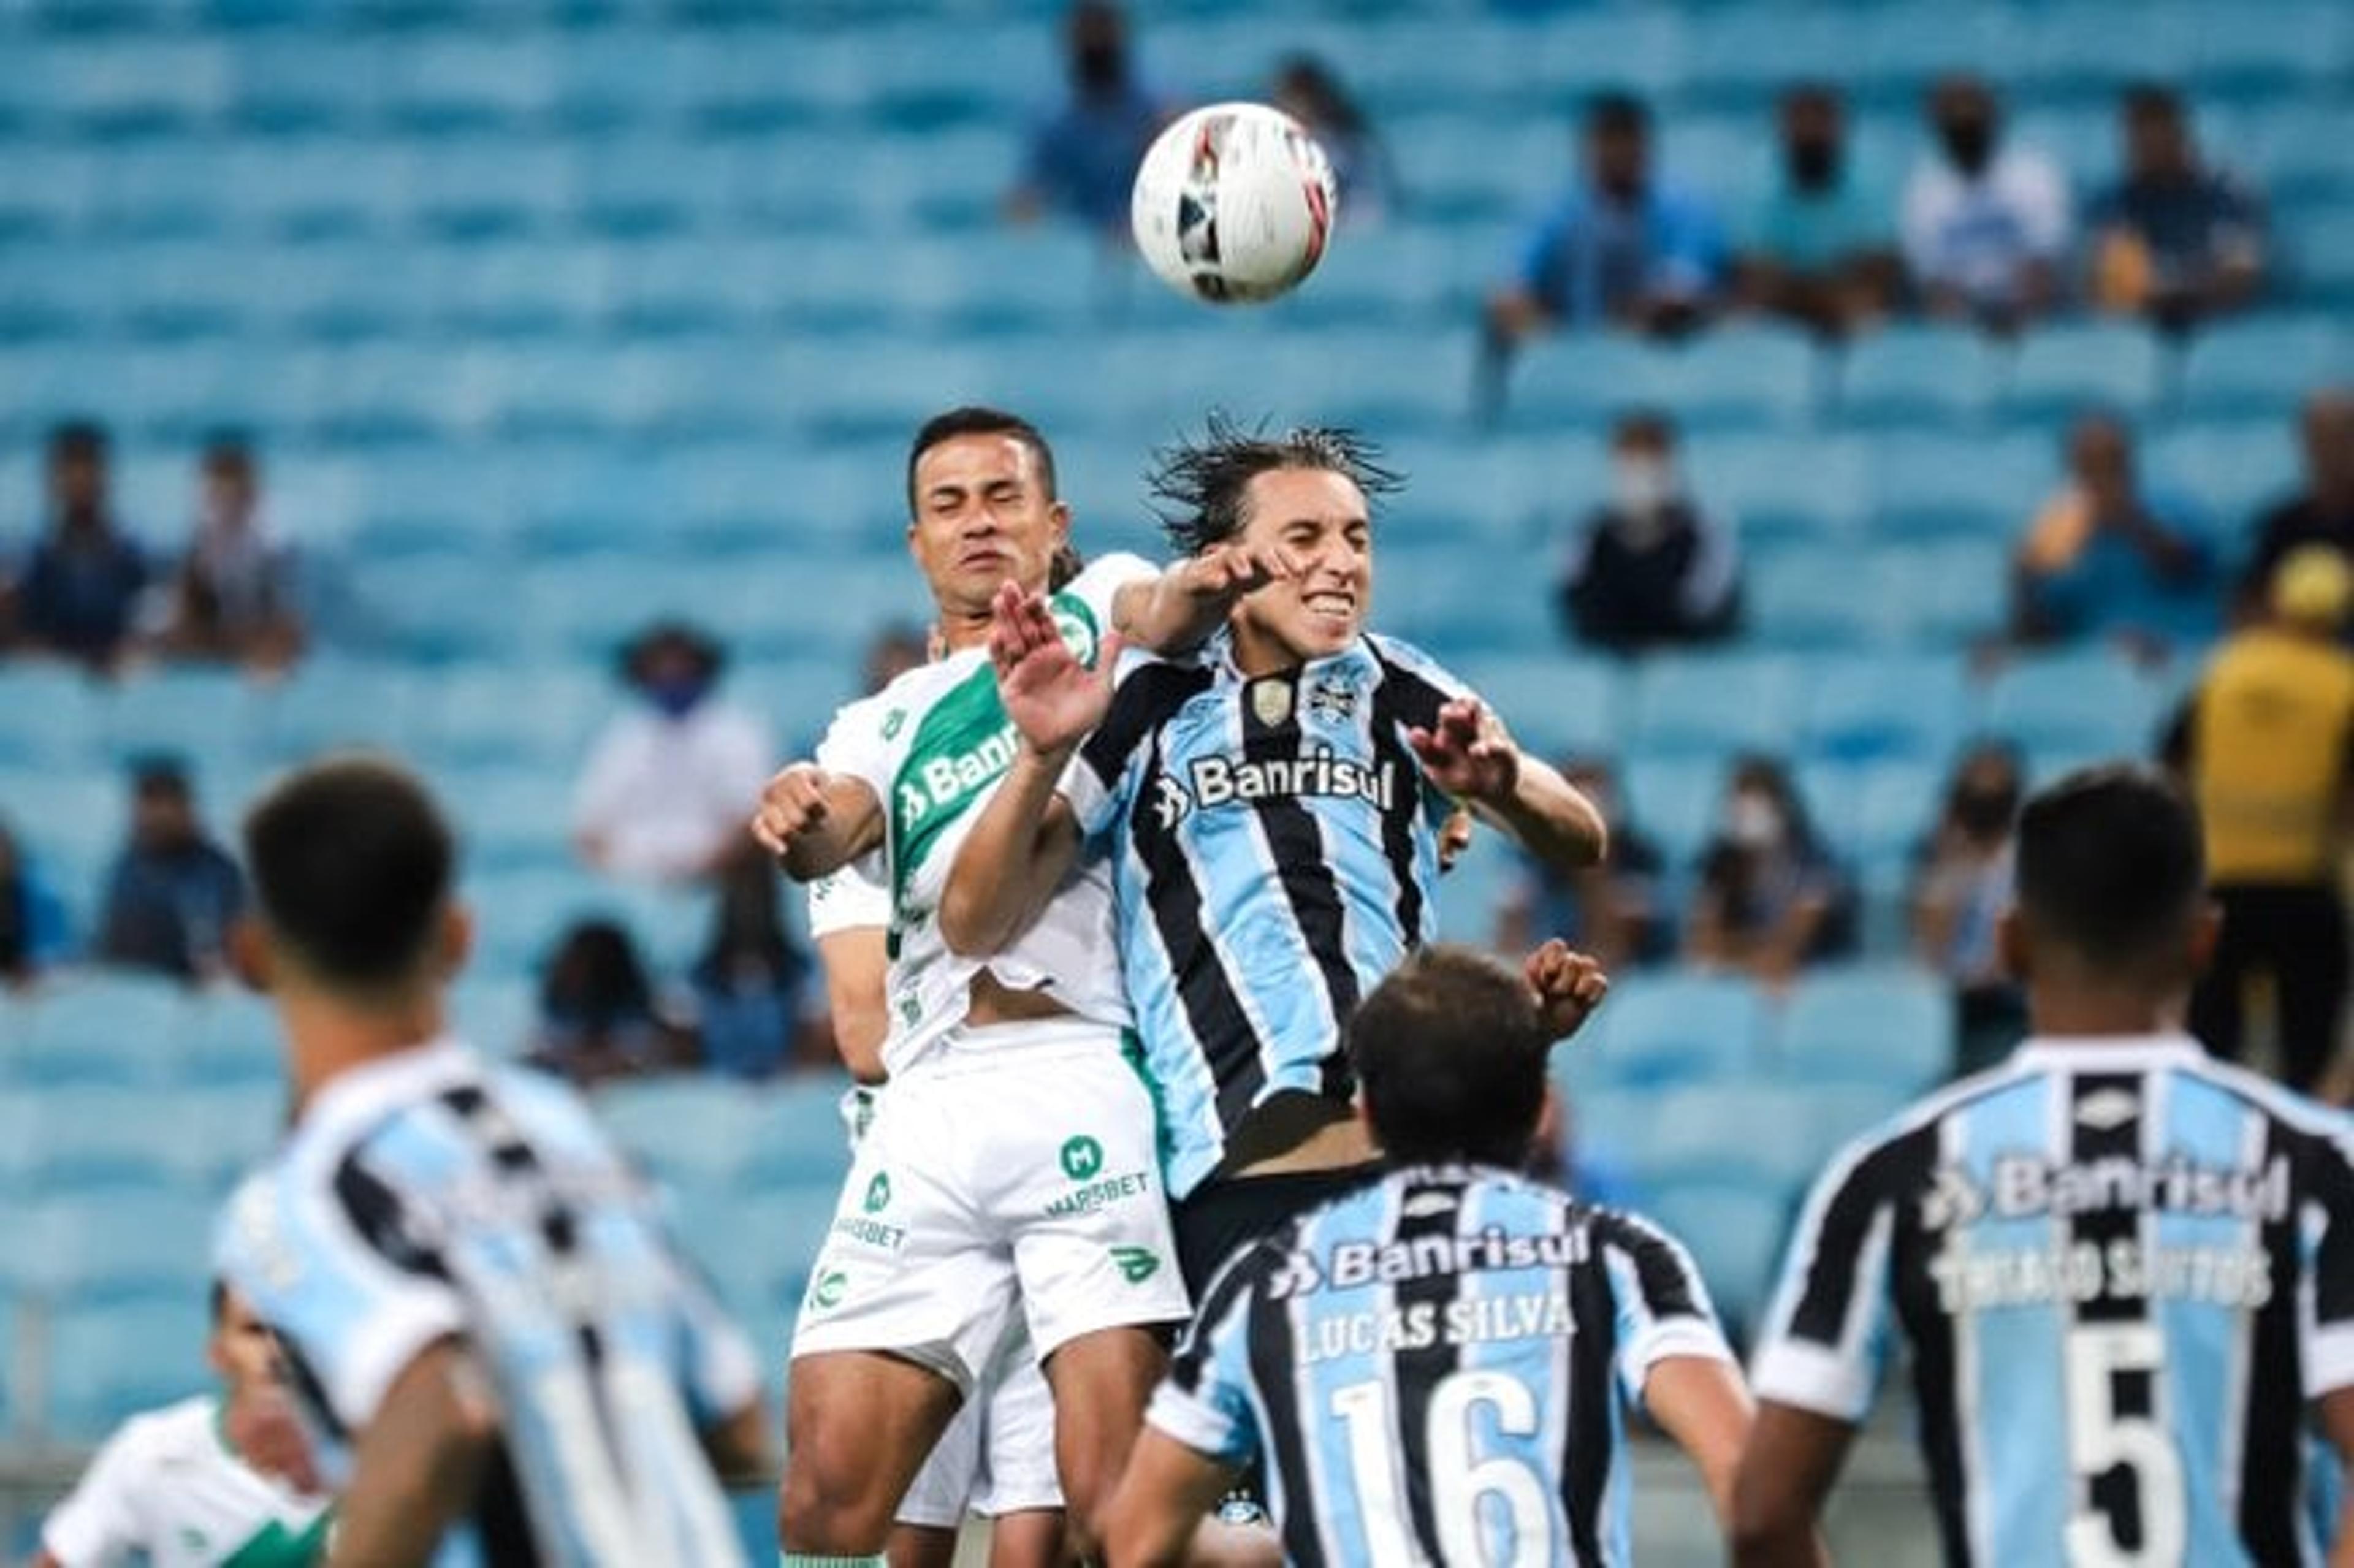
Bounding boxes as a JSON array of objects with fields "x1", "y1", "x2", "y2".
[{"x1": 1225, "y1": 1090, "x2": 1379, "y2": 1178}]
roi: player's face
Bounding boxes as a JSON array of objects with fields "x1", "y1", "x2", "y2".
[
  {"x1": 208, "y1": 1288, "x2": 284, "y2": 1396},
  {"x1": 907, "y1": 435, "x2": 1072, "y2": 622},
  {"x1": 1230, "y1": 467, "x2": 1373, "y2": 665}
]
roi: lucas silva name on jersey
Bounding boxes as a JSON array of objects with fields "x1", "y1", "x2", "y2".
[{"x1": 1295, "y1": 1293, "x2": 1581, "y2": 1366}]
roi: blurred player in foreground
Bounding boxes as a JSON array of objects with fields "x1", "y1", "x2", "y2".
[
  {"x1": 940, "y1": 419, "x2": 1607, "y2": 1292},
  {"x1": 1103, "y1": 943, "x2": 1754, "y2": 1566},
  {"x1": 215, "y1": 758, "x2": 771, "y2": 1567},
  {"x1": 35, "y1": 1282, "x2": 330, "y2": 1568},
  {"x1": 753, "y1": 408, "x2": 1292, "y2": 1561},
  {"x1": 1735, "y1": 764, "x2": 2354, "y2": 1566},
  {"x1": 807, "y1": 847, "x2": 1064, "y2": 1568}
]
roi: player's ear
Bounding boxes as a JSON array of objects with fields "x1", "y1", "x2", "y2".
[
  {"x1": 1994, "y1": 905, "x2": 2030, "y2": 986},
  {"x1": 436, "y1": 902, "x2": 474, "y2": 980},
  {"x1": 1048, "y1": 498, "x2": 1073, "y2": 543},
  {"x1": 230, "y1": 915, "x2": 273, "y2": 994},
  {"x1": 2185, "y1": 898, "x2": 2222, "y2": 977}
]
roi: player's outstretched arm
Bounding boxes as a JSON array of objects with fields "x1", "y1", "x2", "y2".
[
  {"x1": 751, "y1": 764, "x2": 883, "y2": 883},
  {"x1": 939, "y1": 583, "x2": 1105, "y2": 956},
  {"x1": 1728, "y1": 1401, "x2": 1849, "y2": 1568},
  {"x1": 326, "y1": 1338, "x2": 499, "y2": 1568},
  {"x1": 1114, "y1": 542, "x2": 1301, "y2": 657},
  {"x1": 1408, "y1": 698, "x2": 1606, "y2": 873},
  {"x1": 1100, "y1": 1428, "x2": 1237, "y2": 1568}
]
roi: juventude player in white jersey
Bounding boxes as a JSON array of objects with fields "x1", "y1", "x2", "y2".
[
  {"x1": 754, "y1": 406, "x2": 1290, "y2": 1563},
  {"x1": 36, "y1": 1282, "x2": 331, "y2": 1568},
  {"x1": 810, "y1": 854, "x2": 1062, "y2": 1568}
]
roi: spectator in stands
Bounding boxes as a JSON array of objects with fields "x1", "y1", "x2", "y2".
[
  {"x1": 688, "y1": 847, "x2": 813, "y2": 1081},
  {"x1": 0, "y1": 816, "x2": 70, "y2": 987},
  {"x1": 573, "y1": 622, "x2": 774, "y2": 885},
  {"x1": 1910, "y1": 741, "x2": 2028, "y2": 1075},
  {"x1": 2239, "y1": 387, "x2": 2354, "y2": 618},
  {"x1": 1902, "y1": 75, "x2": 2071, "y2": 329},
  {"x1": 2089, "y1": 83, "x2": 2266, "y2": 329},
  {"x1": 1735, "y1": 83, "x2": 1900, "y2": 337},
  {"x1": 1005, "y1": 1, "x2": 1172, "y2": 232},
  {"x1": 1272, "y1": 54, "x2": 1396, "y2": 226},
  {"x1": 10, "y1": 421, "x2": 148, "y2": 672},
  {"x1": 2164, "y1": 546, "x2": 2354, "y2": 1094},
  {"x1": 527, "y1": 918, "x2": 694, "y2": 1086},
  {"x1": 1484, "y1": 93, "x2": 1726, "y2": 353},
  {"x1": 1558, "y1": 411, "x2": 1742, "y2": 653},
  {"x1": 1686, "y1": 755, "x2": 1857, "y2": 985},
  {"x1": 1494, "y1": 758, "x2": 1669, "y2": 970},
  {"x1": 148, "y1": 436, "x2": 305, "y2": 672},
  {"x1": 95, "y1": 758, "x2": 244, "y2": 984},
  {"x1": 2013, "y1": 412, "x2": 2217, "y2": 655}
]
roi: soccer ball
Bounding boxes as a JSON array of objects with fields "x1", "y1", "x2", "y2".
[{"x1": 1130, "y1": 102, "x2": 1338, "y2": 305}]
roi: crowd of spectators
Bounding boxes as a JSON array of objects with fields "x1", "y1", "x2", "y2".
[{"x1": 0, "y1": 422, "x2": 309, "y2": 677}]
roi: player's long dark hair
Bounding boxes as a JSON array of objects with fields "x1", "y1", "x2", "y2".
[{"x1": 1148, "y1": 414, "x2": 1404, "y2": 557}]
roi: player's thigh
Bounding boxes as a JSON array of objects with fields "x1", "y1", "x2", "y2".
[
  {"x1": 793, "y1": 1078, "x2": 1016, "y2": 1391},
  {"x1": 785, "y1": 1350, "x2": 962, "y2": 1507}
]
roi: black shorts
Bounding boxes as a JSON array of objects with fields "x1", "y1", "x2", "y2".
[{"x1": 1171, "y1": 1162, "x2": 1384, "y2": 1295}]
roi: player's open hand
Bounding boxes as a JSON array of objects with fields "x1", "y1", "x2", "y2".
[
  {"x1": 991, "y1": 579, "x2": 1119, "y2": 756},
  {"x1": 1408, "y1": 697, "x2": 1520, "y2": 805},
  {"x1": 752, "y1": 763, "x2": 831, "y2": 859},
  {"x1": 1175, "y1": 541, "x2": 1303, "y2": 605},
  {"x1": 1526, "y1": 938, "x2": 1609, "y2": 1041}
]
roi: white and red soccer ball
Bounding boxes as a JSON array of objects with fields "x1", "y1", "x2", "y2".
[{"x1": 1130, "y1": 101, "x2": 1338, "y2": 305}]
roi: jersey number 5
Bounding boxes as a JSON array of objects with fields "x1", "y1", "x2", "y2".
[
  {"x1": 2065, "y1": 1323, "x2": 2188, "y2": 1567},
  {"x1": 1332, "y1": 1371, "x2": 1557, "y2": 1567}
]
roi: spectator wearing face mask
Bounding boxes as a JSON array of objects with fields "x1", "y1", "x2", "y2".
[
  {"x1": 1004, "y1": 1, "x2": 1174, "y2": 232},
  {"x1": 1902, "y1": 74, "x2": 2072, "y2": 329},
  {"x1": 1911, "y1": 741, "x2": 2028, "y2": 1075},
  {"x1": 572, "y1": 623, "x2": 775, "y2": 885},
  {"x1": 1736, "y1": 83, "x2": 1900, "y2": 337},
  {"x1": 1558, "y1": 411, "x2": 1742, "y2": 655},
  {"x1": 1686, "y1": 756, "x2": 1857, "y2": 986}
]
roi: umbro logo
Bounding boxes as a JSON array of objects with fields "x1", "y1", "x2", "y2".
[{"x1": 2074, "y1": 1089, "x2": 2139, "y2": 1131}]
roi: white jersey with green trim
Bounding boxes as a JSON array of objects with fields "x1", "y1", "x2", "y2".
[
  {"x1": 41, "y1": 1395, "x2": 333, "y2": 1568},
  {"x1": 815, "y1": 554, "x2": 1150, "y2": 1079}
]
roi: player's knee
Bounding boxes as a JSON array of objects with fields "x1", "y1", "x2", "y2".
[{"x1": 777, "y1": 1446, "x2": 894, "y2": 1555}]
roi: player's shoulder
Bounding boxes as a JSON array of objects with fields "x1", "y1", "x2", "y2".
[
  {"x1": 1808, "y1": 1061, "x2": 2042, "y2": 1199},
  {"x1": 1062, "y1": 550, "x2": 1156, "y2": 603},
  {"x1": 2174, "y1": 1052, "x2": 2354, "y2": 1152},
  {"x1": 113, "y1": 1395, "x2": 218, "y2": 1461}
]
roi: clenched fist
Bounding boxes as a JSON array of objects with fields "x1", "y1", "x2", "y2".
[{"x1": 752, "y1": 763, "x2": 832, "y2": 859}]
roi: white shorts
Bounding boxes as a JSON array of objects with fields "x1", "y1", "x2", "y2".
[
  {"x1": 791, "y1": 1021, "x2": 1190, "y2": 1390},
  {"x1": 897, "y1": 1316, "x2": 1060, "y2": 1528}
]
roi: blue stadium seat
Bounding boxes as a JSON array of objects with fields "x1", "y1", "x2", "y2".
[
  {"x1": 1837, "y1": 327, "x2": 2007, "y2": 427},
  {"x1": 167, "y1": 1084, "x2": 282, "y2": 1195},
  {"x1": 1978, "y1": 650, "x2": 2169, "y2": 757},
  {"x1": 1579, "y1": 972, "x2": 1766, "y2": 1087},
  {"x1": 21, "y1": 1187, "x2": 218, "y2": 1302},
  {"x1": 2179, "y1": 314, "x2": 2347, "y2": 419},
  {"x1": 0, "y1": 766, "x2": 123, "y2": 894},
  {"x1": 1618, "y1": 754, "x2": 1723, "y2": 869},
  {"x1": 598, "y1": 1077, "x2": 772, "y2": 1189},
  {"x1": 1691, "y1": 431, "x2": 1873, "y2": 547},
  {"x1": 43, "y1": 1294, "x2": 213, "y2": 1441},
  {"x1": 1799, "y1": 652, "x2": 1970, "y2": 761},
  {"x1": 380, "y1": 36, "x2": 559, "y2": 133},
  {"x1": 739, "y1": 1180, "x2": 845, "y2": 1325},
  {"x1": 742, "y1": 1077, "x2": 860, "y2": 1190},
  {"x1": 1515, "y1": 329, "x2": 1825, "y2": 432},
  {"x1": 1849, "y1": 756, "x2": 1950, "y2": 869},
  {"x1": 1864, "y1": 431, "x2": 2048, "y2": 542},
  {"x1": 101, "y1": 669, "x2": 267, "y2": 771},
  {"x1": 217, "y1": 137, "x2": 411, "y2": 238},
  {"x1": 451, "y1": 975, "x2": 540, "y2": 1056},
  {"x1": 178, "y1": 992, "x2": 283, "y2": 1087},
  {"x1": 1607, "y1": 1084, "x2": 1829, "y2": 1192},
  {"x1": 1881, "y1": 540, "x2": 2011, "y2": 645},
  {"x1": 463, "y1": 867, "x2": 622, "y2": 979},
  {"x1": 2015, "y1": 0, "x2": 2200, "y2": 91},
  {"x1": 417, "y1": 669, "x2": 608, "y2": 774},
  {"x1": 1628, "y1": 653, "x2": 1801, "y2": 756},
  {"x1": 1376, "y1": 544, "x2": 1555, "y2": 654},
  {"x1": 1642, "y1": 1181, "x2": 1794, "y2": 1339},
  {"x1": 1773, "y1": 965, "x2": 1956, "y2": 1095},
  {"x1": 0, "y1": 147, "x2": 92, "y2": 240},
  {"x1": 2299, "y1": 205, "x2": 2354, "y2": 305},
  {"x1": 357, "y1": 554, "x2": 528, "y2": 663},
  {"x1": 1452, "y1": 655, "x2": 1623, "y2": 763},
  {"x1": 17, "y1": 976, "x2": 191, "y2": 1089},
  {"x1": 2192, "y1": 2, "x2": 2352, "y2": 89},
  {"x1": 1747, "y1": 546, "x2": 1895, "y2": 648},
  {"x1": 259, "y1": 658, "x2": 420, "y2": 762},
  {"x1": 2147, "y1": 419, "x2": 2302, "y2": 527},
  {"x1": 2005, "y1": 324, "x2": 2169, "y2": 421},
  {"x1": 0, "y1": 666, "x2": 107, "y2": 766}
]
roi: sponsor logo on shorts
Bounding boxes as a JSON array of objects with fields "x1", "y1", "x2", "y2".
[
  {"x1": 864, "y1": 1171, "x2": 892, "y2": 1212},
  {"x1": 810, "y1": 1270, "x2": 848, "y2": 1309},
  {"x1": 1060, "y1": 1136, "x2": 1104, "y2": 1181},
  {"x1": 1111, "y1": 1246, "x2": 1162, "y2": 1284}
]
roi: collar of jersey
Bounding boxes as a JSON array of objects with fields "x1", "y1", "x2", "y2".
[
  {"x1": 2008, "y1": 1032, "x2": 2206, "y2": 1070},
  {"x1": 297, "y1": 1036, "x2": 479, "y2": 1149},
  {"x1": 1208, "y1": 627, "x2": 1376, "y2": 684}
]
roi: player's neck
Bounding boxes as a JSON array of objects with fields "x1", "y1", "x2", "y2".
[
  {"x1": 1228, "y1": 621, "x2": 1316, "y2": 679},
  {"x1": 280, "y1": 986, "x2": 453, "y2": 1114},
  {"x1": 2027, "y1": 983, "x2": 2187, "y2": 1041},
  {"x1": 936, "y1": 605, "x2": 995, "y2": 653}
]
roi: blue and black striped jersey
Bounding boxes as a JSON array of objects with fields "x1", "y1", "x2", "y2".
[
  {"x1": 1149, "y1": 1162, "x2": 1733, "y2": 1566},
  {"x1": 216, "y1": 1040, "x2": 758, "y2": 1568},
  {"x1": 1065, "y1": 632, "x2": 1468, "y2": 1198},
  {"x1": 1755, "y1": 1035, "x2": 2354, "y2": 1566}
]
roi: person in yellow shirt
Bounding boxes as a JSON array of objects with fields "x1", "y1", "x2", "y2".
[{"x1": 2162, "y1": 545, "x2": 2354, "y2": 1090}]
